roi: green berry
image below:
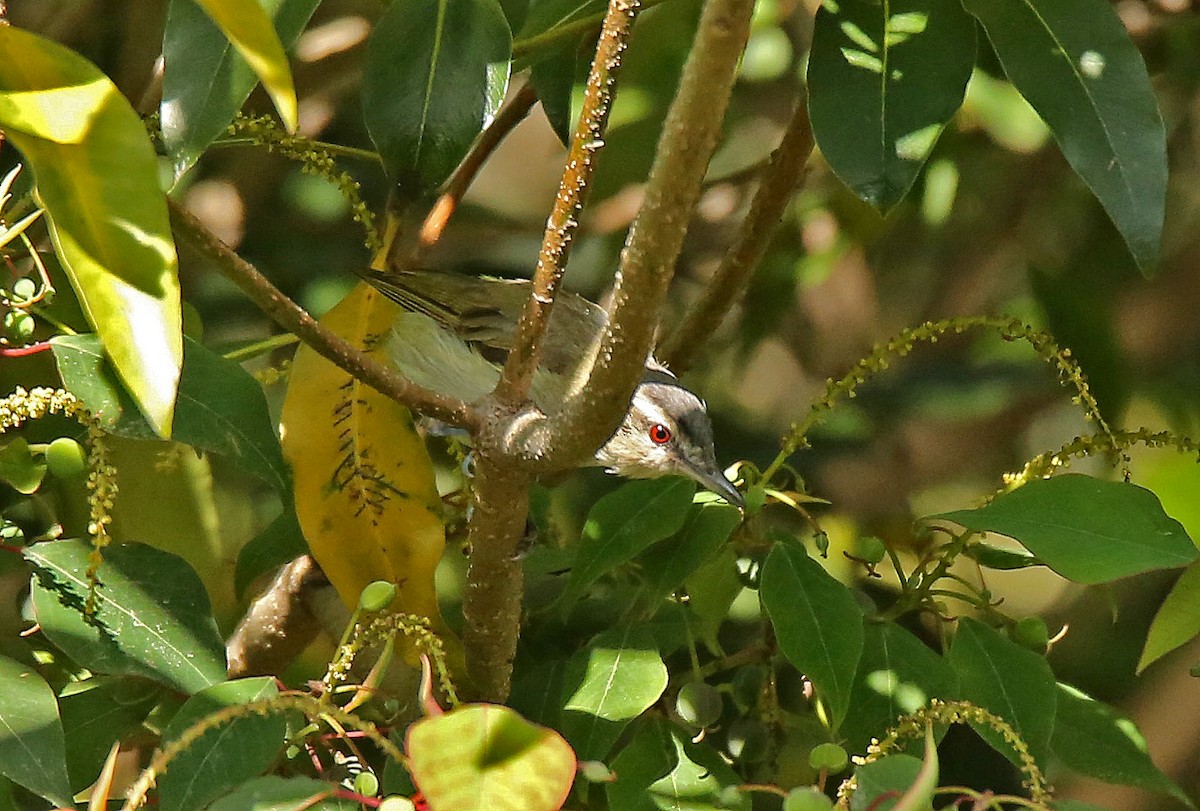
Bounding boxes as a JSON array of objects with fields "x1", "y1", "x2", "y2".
[
  {"x1": 675, "y1": 681, "x2": 724, "y2": 728},
  {"x1": 353, "y1": 770, "x2": 379, "y2": 797},
  {"x1": 358, "y1": 580, "x2": 397, "y2": 612},
  {"x1": 783, "y1": 787, "x2": 834, "y2": 811},
  {"x1": 808, "y1": 742, "x2": 849, "y2": 773},
  {"x1": 4, "y1": 310, "x2": 34, "y2": 341},
  {"x1": 730, "y1": 664, "x2": 766, "y2": 711},
  {"x1": 1010, "y1": 616, "x2": 1050, "y2": 653},
  {"x1": 45, "y1": 437, "x2": 87, "y2": 480},
  {"x1": 725, "y1": 718, "x2": 771, "y2": 763},
  {"x1": 858, "y1": 536, "x2": 887, "y2": 564},
  {"x1": 378, "y1": 798, "x2": 417, "y2": 811},
  {"x1": 11, "y1": 278, "x2": 36, "y2": 302}
]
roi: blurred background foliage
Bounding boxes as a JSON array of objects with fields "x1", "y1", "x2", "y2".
[{"x1": 3, "y1": 0, "x2": 1200, "y2": 805}]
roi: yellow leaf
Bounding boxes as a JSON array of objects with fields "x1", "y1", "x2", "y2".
[{"x1": 281, "y1": 284, "x2": 455, "y2": 663}]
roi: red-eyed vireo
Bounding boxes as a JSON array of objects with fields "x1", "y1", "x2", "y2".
[{"x1": 358, "y1": 268, "x2": 743, "y2": 508}]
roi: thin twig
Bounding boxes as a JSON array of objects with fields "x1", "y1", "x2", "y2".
[
  {"x1": 510, "y1": 0, "x2": 670, "y2": 59},
  {"x1": 494, "y1": 1, "x2": 640, "y2": 405},
  {"x1": 409, "y1": 82, "x2": 540, "y2": 260},
  {"x1": 168, "y1": 199, "x2": 478, "y2": 429},
  {"x1": 549, "y1": 0, "x2": 755, "y2": 464},
  {"x1": 660, "y1": 98, "x2": 814, "y2": 371}
]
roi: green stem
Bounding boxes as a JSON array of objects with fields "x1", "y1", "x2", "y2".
[
  {"x1": 207, "y1": 137, "x2": 382, "y2": 164},
  {"x1": 222, "y1": 332, "x2": 300, "y2": 362},
  {"x1": 510, "y1": 0, "x2": 671, "y2": 59}
]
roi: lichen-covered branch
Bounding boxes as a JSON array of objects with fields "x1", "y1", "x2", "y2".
[
  {"x1": 660, "y1": 98, "x2": 815, "y2": 371},
  {"x1": 495, "y1": 0, "x2": 641, "y2": 405},
  {"x1": 168, "y1": 199, "x2": 478, "y2": 429},
  {"x1": 548, "y1": 0, "x2": 754, "y2": 462}
]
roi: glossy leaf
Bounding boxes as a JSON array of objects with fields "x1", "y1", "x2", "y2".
[
  {"x1": 935, "y1": 475, "x2": 1197, "y2": 584},
  {"x1": 59, "y1": 676, "x2": 161, "y2": 791},
  {"x1": 0, "y1": 26, "x2": 181, "y2": 436},
  {"x1": 407, "y1": 703, "x2": 576, "y2": 811},
  {"x1": 208, "y1": 776, "x2": 357, "y2": 810},
  {"x1": 807, "y1": 0, "x2": 975, "y2": 211},
  {"x1": 1138, "y1": 559, "x2": 1200, "y2": 673},
  {"x1": 1050, "y1": 683, "x2": 1192, "y2": 806},
  {"x1": 949, "y1": 617, "x2": 1055, "y2": 763},
  {"x1": 159, "y1": 677, "x2": 287, "y2": 811},
  {"x1": 761, "y1": 541, "x2": 864, "y2": 728},
  {"x1": 607, "y1": 718, "x2": 749, "y2": 811},
  {"x1": 280, "y1": 284, "x2": 455, "y2": 664},
  {"x1": 0, "y1": 655, "x2": 72, "y2": 808},
  {"x1": 162, "y1": 0, "x2": 321, "y2": 176},
  {"x1": 841, "y1": 623, "x2": 958, "y2": 756},
  {"x1": 190, "y1": 0, "x2": 299, "y2": 132},
  {"x1": 559, "y1": 628, "x2": 669, "y2": 761},
  {"x1": 849, "y1": 755, "x2": 925, "y2": 811},
  {"x1": 0, "y1": 438, "x2": 45, "y2": 495},
  {"x1": 557, "y1": 477, "x2": 696, "y2": 613},
  {"x1": 27, "y1": 540, "x2": 226, "y2": 694},
  {"x1": 961, "y1": 0, "x2": 1167, "y2": 271},
  {"x1": 635, "y1": 502, "x2": 741, "y2": 612},
  {"x1": 529, "y1": 41, "x2": 583, "y2": 145},
  {"x1": 362, "y1": 0, "x2": 512, "y2": 195},
  {"x1": 235, "y1": 508, "x2": 308, "y2": 598},
  {"x1": 53, "y1": 334, "x2": 290, "y2": 496}
]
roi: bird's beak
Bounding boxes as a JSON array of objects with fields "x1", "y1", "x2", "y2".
[{"x1": 686, "y1": 462, "x2": 745, "y2": 510}]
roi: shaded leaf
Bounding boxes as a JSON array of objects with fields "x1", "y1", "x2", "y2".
[
  {"x1": 159, "y1": 677, "x2": 286, "y2": 811},
  {"x1": 934, "y1": 475, "x2": 1197, "y2": 584},
  {"x1": 849, "y1": 755, "x2": 925, "y2": 811},
  {"x1": 635, "y1": 502, "x2": 741, "y2": 612},
  {"x1": 162, "y1": 0, "x2": 321, "y2": 176},
  {"x1": 557, "y1": 477, "x2": 696, "y2": 613},
  {"x1": 54, "y1": 334, "x2": 290, "y2": 497},
  {"x1": 761, "y1": 541, "x2": 864, "y2": 728},
  {"x1": 208, "y1": 776, "x2": 357, "y2": 810},
  {"x1": 363, "y1": 0, "x2": 512, "y2": 195},
  {"x1": 190, "y1": 0, "x2": 299, "y2": 132},
  {"x1": 808, "y1": 0, "x2": 975, "y2": 210},
  {"x1": 27, "y1": 540, "x2": 226, "y2": 694},
  {"x1": 948, "y1": 617, "x2": 1055, "y2": 763},
  {"x1": 961, "y1": 0, "x2": 1167, "y2": 271},
  {"x1": 59, "y1": 676, "x2": 161, "y2": 791},
  {"x1": 0, "y1": 438, "x2": 45, "y2": 495},
  {"x1": 0, "y1": 655, "x2": 72, "y2": 808},
  {"x1": 841, "y1": 623, "x2": 958, "y2": 756},
  {"x1": 559, "y1": 628, "x2": 668, "y2": 761},
  {"x1": 1050, "y1": 683, "x2": 1192, "y2": 807},
  {"x1": 1138, "y1": 559, "x2": 1200, "y2": 673},
  {"x1": 0, "y1": 26, "x2": 181, "y2": 435},
  {"x1": 407, "y1": 703, "x2": 576, "y2": 811},
  {"x1": 235, "y1": 508, "x2": 308, "y2": 599}
]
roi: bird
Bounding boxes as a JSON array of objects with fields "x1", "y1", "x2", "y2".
[{"x1": 356, "y1": 267, "x2": 744, "y2": 508}]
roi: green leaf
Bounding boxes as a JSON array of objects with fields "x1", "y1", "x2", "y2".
[
  {"x1": 53, "y1": 334, "x2": 291, "y2": 497},
  {"x1": 362, "y1": 0, "x2": 512, "y2": 195},
  {"x1": 1050, "y1": 683, "x2": 1193, "y2": 807},
  {"x1": 635, "y1": 502, "x2": 741, "y2": 611},
  {"x1": 235, "y1": 509, "x2": 308, "y2": 599},
  {"x1": 208, "y1": 776, "x2": 357, "y2": 810},
  {"x1": 933, "y1": 475, "x2": 1197, "y2": 584},
  {"x1": 159, "y1": 677, "x2": 287, "y2": 811},
  {"x1": 948, "y1": 617, "x2": 1055, "y2": 763},
  {"x1": 557, "y1": 477, "x2": 696, "y2": 613},
  {"x1": 59, "y1": 675, "x2": 161, "y2": 791},
  {"x1": 27, "y1": 539, "x2": 227, "y2": 694},
  {"x1": 761, "y1": 541, "x2": 864, "y2": 728},
  {"x1": 0, "y1": 438, "x2": 45, "y2": 495},
  {"x1": 189, "y1": 0, "x2": 299, "y2": 133},
  {"x1": 406, "y1": 703, "x2": 576, "y2": 811},
  {"x1": 840, "y1": 623, "x2": 958, "y2": 756},
  {"x1": 162, "y1": 0, "x2": 321, "y2": 176},
  {"x1": 0, "y1": 26, "x2": 181, "y2": 436},
  {"x1": 960, "y1": 0, "x2": 1167, "y2": 271},
  {"x1": 607, "y1": 718, "x2": 749, "y2": 811},
  {"x1": 1138, "y1": 560, "x2": 1200, "y2": 673},
  {"x1": 528, "y1": 41, "x2": 585, "y2": 145},
  {"x1": 0, "y1": 655, "x2": 73, "y2": 808},
  {"x1": 560, "y1": 628, "x2": 669, "y2": 761},
  {"x1": 849, "y1": 755, "x2": 926, "y2": 811},
  {"x1": 807, "y1": 0, "x2": 975, "y2": 211}
]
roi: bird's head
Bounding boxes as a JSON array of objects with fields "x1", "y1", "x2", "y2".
[{"x1": 595, "y1": 373, "x2": 743, "y2": 508}]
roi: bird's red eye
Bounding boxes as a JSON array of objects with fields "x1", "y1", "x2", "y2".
[{"x1": 649, "y1": 424, "x2": 672, "y2": 444}]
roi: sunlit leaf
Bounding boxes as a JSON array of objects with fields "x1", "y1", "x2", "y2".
[
  {"x1": 1138, "y1": 560, "x2": 1200, "y2": 673},
  {"x1": 0, "y1": 26, "x2": 181, "y2": 435}
]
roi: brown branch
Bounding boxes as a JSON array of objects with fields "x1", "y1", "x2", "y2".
[
  {"x1": 408, "y1": 83, "x2": 540, "y2": 259},
  {"x1": 168, "y1": 198, "x2": 478, "y2": 429},
  {"x1": 548, "y1": 0, "x2": 754, "y2": 463},
  {"x1": 659, "y1": 97, "x2": 814, "y2": 371},
  {"x1": 460, "y1": 452, "x2": 531, "y2": 701},
  {"x1": 226, "y1": 555, "x2": 326, "y2": 678},
  {"x1": 494, "y1": 0, "x2": 640, "y2": 406}
]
